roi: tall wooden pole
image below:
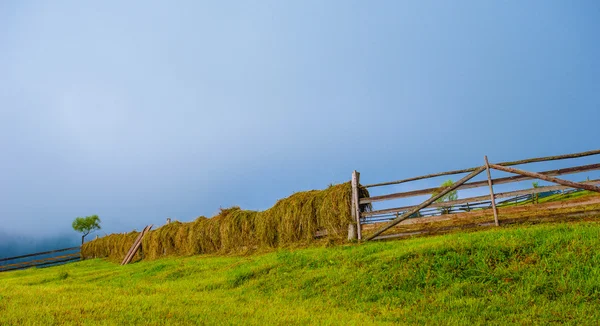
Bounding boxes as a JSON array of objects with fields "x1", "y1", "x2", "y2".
[
  {"x1": 351, "y1": 170, "x2": 362, "y2": 240},
  {"x1": 484, "y1": 156, "x2": 500, "y2": 226}
]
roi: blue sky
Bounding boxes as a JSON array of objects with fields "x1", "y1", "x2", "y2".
[{"x1": 1, "y1": 1, "x2": 599, "y2": 240}]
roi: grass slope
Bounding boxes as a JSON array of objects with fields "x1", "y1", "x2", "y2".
[{"x1": 1, "y1": 221, "x2": 600, "y2": 325}]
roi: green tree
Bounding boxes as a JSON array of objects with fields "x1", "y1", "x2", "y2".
[
  {"x1": 432, "y1": 179, "x2": 458, "y2": 214},
  {"x1": 72, "y1": 215, "x2": 101, "y2": 244},
  {"x1": 532, "y1": 181, "x2": 540, "y2": 204}
]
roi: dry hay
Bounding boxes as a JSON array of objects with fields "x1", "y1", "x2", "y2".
[
  {"x1": 80, "y1": 231, "x2": 141, "y2": 262},
  {"x1": 81, "y1": 182, "x2": 371, "y2": 261}
]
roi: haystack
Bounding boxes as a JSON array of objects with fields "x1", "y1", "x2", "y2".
[{"x1": 81, "y1": 182, "x2": 370, "y2": 260}]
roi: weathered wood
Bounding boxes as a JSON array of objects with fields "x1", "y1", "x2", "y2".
[
  {"x1": 122, "y1": 226, "x2": 151, "y2": 265},
  {"x1": 0, "y1": 256, "x2": 81, "y2": 273},
  {"x1": 364, "y1": 167, "x2": 486, "y2": 241},
  {"x1": 485, "y1": 156, "x2": 500, "y2": 226},
  {"x1": 496, "y1": 149, "x2": 600, "y2": 168},
  {"x1": 121, "y1": 226, "x2": 150, "y2": 265},
  {"x1": 489, "y1": 164, "x2": 600, "y2": 193},
  {"x1": 0, "y1": 246, "x2": 80, "y2": 263},
  {"x1": 351, "y1": 170, "x2": 362, "y2": 240},
  {"x1": 360, "y1": 163, "x2": 600, "y2": 204},
  {"x1": 363, "y1": 149, "x2": 600, "y2": 188},
  {"x1": 0, "y1": 253, "x2": 81, "y2": 270},
  {"x1": 347, "y1": 224, "x2": 357, "y2": 241},
  {"x1": 363, "y1": 179, "x2": 600, "y2": 217},
  {"x1": 122, "y1": 225, "x2": 153, "y2": 266},
  {"x1": 351, "y1": 180, "x2": 357, "y2": 238},
  {"x1": 121, "y1": 226, "x2": 149, "y2": 265}
]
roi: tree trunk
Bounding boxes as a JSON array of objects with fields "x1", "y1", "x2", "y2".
[{"x1": 81, "y1": 235, "x2": 85, "y2": 245}]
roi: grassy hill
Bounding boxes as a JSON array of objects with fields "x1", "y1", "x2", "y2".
[{"x1": 1, "y1": 221, "x2": 599, "y2": 325}]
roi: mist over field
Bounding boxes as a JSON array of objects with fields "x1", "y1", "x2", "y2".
[{"x1": 0, "y1": 231, "x2": 79, "y2": 258}]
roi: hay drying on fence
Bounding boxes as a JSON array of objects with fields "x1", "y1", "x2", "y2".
[
  {"x1": 82, "y1": 182, "x2": 370, "y2": 261},
  {"x1": 81, "y1": 231, "x2": 141, "y2": 262}
]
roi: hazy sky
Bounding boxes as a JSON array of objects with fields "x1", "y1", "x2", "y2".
[{"x1": 1, "y1": 1, "x2": 599, "y2": 240}]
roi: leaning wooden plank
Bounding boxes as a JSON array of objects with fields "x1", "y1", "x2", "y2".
[
  {"x1": 362, "y1": 179, "x2": 600, "y2": 217},
  {"x1": 121, "y1": 225, "x2": 148, "y2": 265},
  {"x1": 489, "y1": 164, "x2": 600, "y2": 193},
  {"x1": 364, "y1": 167, "x2": 486, "y2": 241},
  {"x1": 121, "y1": 225, "x2": 150, "y2": 265},
  {"x1": 121, "y1": 230, "x2": 144, "y2": 266},
  {"x1": 120, "y1": 228, "x2": 144, "y2": 265},
  {"x1": 126, "y1": 225, "x2": 153, "y2": 264},
  {"x1": 363, "y1": 149, "x2": 600, "y2": 188},
  {"x1": 360, "y1": 163, "x2": 600, "y2": 204},
  {"x1": 0, "y1": 247, "x2": 80, "y2": 263},
  {"x1": 122, "y1": 225, "x2": 153, "y2": 265},
  {"x1": 484, "y1": 156, "x2": 500, "y2": 226}
]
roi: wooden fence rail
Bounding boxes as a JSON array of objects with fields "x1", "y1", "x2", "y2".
[
  {"x1": 0, "y1": 247, "x2": 81, "y2": 273},
  {"x1": 364, "y1": 167, "x2": 487, "y2": 241},
  {"x1": 362, "y1": 179, "x2": 600, "y2": 217},
  {"x1": 363, "y1": 149, "x2": 600, "y2": 188},
  {"x1": 360, "y1": 163, "x2": 600, "y2": 204},
  {"x1": 352, "y1": 149, "x2": 600, "y2": 241},
  {"x1": 0, "y1": 246, "x2": 80, "y2": 263}
]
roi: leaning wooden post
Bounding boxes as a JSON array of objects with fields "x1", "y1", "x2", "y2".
[
  {"x1": 484, "y1": 156, "x2": 500, "y2": 226},
  {"x1": 351, "y1": 170, "x2": 362, "y2": 240},
  {"x1": 365, "y1": 166, "x2": 486, "y2": 241}
]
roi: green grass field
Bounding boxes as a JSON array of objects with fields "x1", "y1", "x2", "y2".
[{"x1": 1, "y1": 221, "x2": 600, "y2": 325}]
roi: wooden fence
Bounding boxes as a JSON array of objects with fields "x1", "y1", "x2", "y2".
[
  {"x1": 351, "y1": 149, "x2": 600, "y2": 241},
  {"x1": 0, "y1": 247, "x2": 81, "y2": 273}
]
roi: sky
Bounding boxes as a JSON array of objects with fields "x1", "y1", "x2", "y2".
[{"x1": 1, "y1": 1, "x2": 599, "y2": 246}]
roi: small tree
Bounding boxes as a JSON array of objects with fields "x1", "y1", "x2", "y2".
[
  {"x1": 72, "y1": 215, "x2": 101, "y2": 244},
  {"x1": 532, "y1": 181, "x2": 540, "y2": 204},
  {"x1": 432, "y1": 179, "x2": 458, "y2": 214}
]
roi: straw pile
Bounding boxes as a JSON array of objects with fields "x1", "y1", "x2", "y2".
[
  {"x1": 81, "y1": 182, "x2": 370, "y2": 261},
  {"x1": 80, "y1": 231, "x2": 142, "y2": 262}
]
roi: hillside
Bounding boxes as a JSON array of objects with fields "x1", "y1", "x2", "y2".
[{"x1": 1, "y1": 221, "x2": 599, "y2": 324}]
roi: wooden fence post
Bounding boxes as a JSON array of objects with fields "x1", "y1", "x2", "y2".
[
  {"x1": 351, "y1": 170, "x2": 362, "y2": 240},
  {"x1": 347, "y1": 224, "x2": 357, "y2": 241},
  {"x1": 484, "y1": 156, "x2": 500, "y2": 226}
]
